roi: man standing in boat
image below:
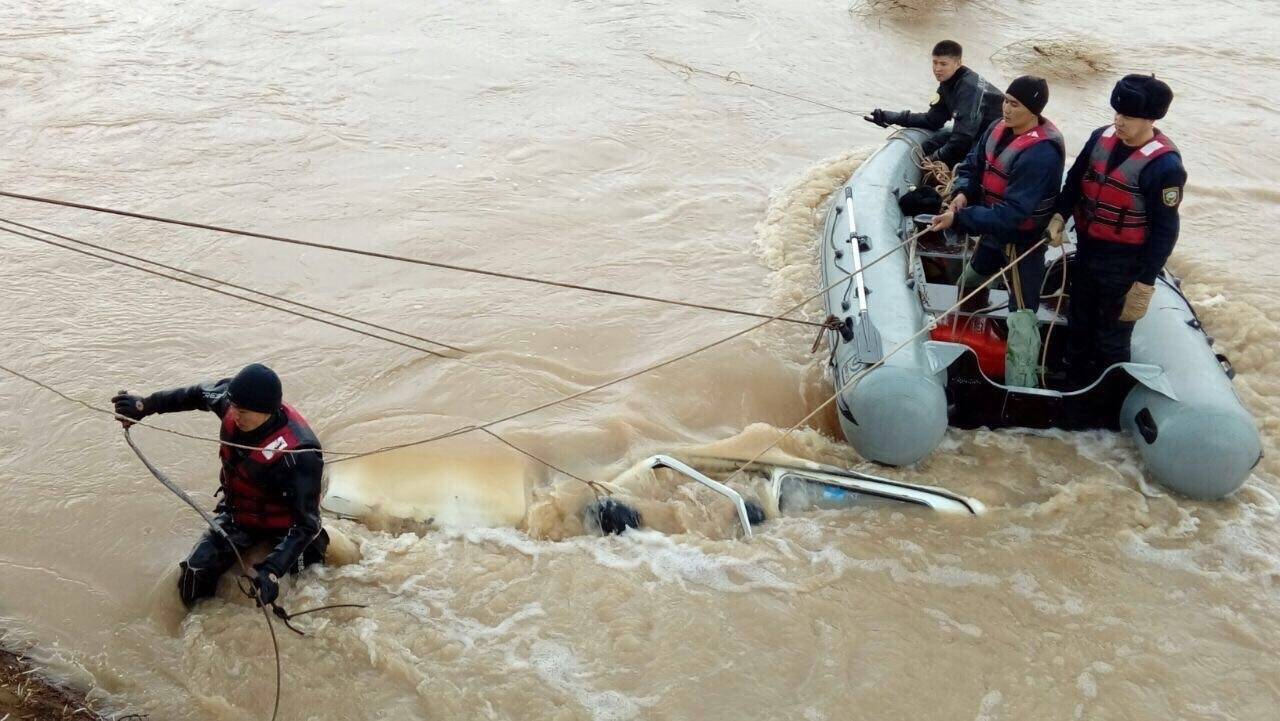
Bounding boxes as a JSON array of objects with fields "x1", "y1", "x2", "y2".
[
  {"x1": 1047, "y1": 74, "x2": 1185, "y2": 389},
  {"x1": 864, "y1": 40, "x2": 1004, "y2": 167},
  {"x1": 111, "y1": 363, "x2": 328, "y2": 609},
  {"x1": 929, "y1": 75, "x2": 1066, "y2": 387}
]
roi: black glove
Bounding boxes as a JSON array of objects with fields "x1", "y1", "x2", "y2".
[
  {"x1": 111, "y1": 390, "x2": 150, "y2": 427},
  {"x1": 864, "y1": 108, "x2": 890, "y2": 128},
  {"x1": 252, "y1": 566, "x2": 280, "y2": 606}
]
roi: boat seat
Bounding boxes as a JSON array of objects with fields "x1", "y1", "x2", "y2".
[{"x1": 922, "y1": 282, "x2": 1066, "y2": 324}]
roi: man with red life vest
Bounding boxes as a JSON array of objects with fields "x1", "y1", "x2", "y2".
[
  {"x1": 929, "y1": 76, "x2": 1066, "y2": 386},
  {"x1": 865, "y1": 40, "x2": 1005, "y2": 167},
  {"x1": 111, "y1": 363, "x2": 327, "y2": 608},
  {"x1": 1048, "y1": 74, "x2": 1186, "y2": 389}
]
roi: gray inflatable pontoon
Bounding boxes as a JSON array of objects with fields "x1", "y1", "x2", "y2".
[{"x1": 819, "y1": 129, "x2": 1262, "y2": 499}]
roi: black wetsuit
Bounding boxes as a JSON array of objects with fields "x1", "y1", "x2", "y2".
[
  {"x1": 886, "y1": 66, "x2": 1005, "y2": 167},
  {"x1": 144, "y1": 379, "x2": 327, "y2": 606}
]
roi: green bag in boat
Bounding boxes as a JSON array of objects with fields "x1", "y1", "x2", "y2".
[{"x1": 1005, "y1": 309, "x2": 1040, "y2": 388}]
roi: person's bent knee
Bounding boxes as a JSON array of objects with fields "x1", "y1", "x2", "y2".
[
  {"x1": 299, "y1": 528, "x2": 330, "y2": 571},
  {"x1": 177, "y1": 561, "x2": 222, "y2": 608}
]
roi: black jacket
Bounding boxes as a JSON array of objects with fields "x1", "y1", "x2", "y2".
[
  {"x1": 952, "y1": 120, "x2": 1066, "y2": 246},
  {"x1": 888, "y1": 66, "x2": 1005, "y2": 166},
  {"x1": 145, "y1": 379, "x2": 324, "y2": 576}
]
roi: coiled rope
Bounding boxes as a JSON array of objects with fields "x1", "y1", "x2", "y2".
[{"x1": 908, "y1": 144, "x2": 957, "y2": 198}]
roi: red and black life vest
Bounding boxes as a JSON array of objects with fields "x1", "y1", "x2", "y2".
[
  {"x1": 1074, "y1": 125, "x2": 1179, "y2": 246},
  {"x1": 218, "y1": 404, "x2": 320, "y2": 532},
  {"x1": 980, "y1": 118, "x2": 1066, "y2": 233}
]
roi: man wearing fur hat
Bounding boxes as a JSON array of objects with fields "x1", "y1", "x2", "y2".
[
  {"x1": 111, "y1": 363, "x2": 328, "y2": 608},
  {"x1": 1048, "y1": 74, "x2": 1187, "y2": 388}
]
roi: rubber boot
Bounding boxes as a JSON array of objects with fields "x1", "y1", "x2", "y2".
[{"x1": 956, "y1": 263, "x2": 990, "y2": 314}]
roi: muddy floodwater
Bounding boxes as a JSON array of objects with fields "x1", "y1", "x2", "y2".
[{"x1": 1, "y1": 1, "x2": 1278, "y2": 719}]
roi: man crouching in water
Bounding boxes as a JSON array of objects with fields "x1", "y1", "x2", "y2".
[{"x1": 112, "y1": 363, "x2": 327, "y2": 608}]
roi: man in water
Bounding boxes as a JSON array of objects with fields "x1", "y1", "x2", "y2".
[
  {"x1": 929, "y1": 76, "x2": 1066, "y2": 386},
  {"x1": 865, "y1": 39, "x2": 1004, "y2": 167},
  {"x1": 112, "y1": 363, "x2": 327, "y2": 608},
  {"x1": 1048, "y1": 74, "x2": 1186, "y2": 388}
]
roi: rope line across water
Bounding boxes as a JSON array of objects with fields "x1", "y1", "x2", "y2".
[
  {"x1": 0, "y1": 217, "x2": 466, "y2": 354},
  {"x1": 0, "y1": 228, "x2": 917, "y2": 466},
  {"x1": 0, "y1": 189, "x2": 823, "y2": 329},
  {"x1": 0, "y1": 222, "x2": 461, "y2": 359},
  {"x1": 645, "y1": 54, "x2": 871, "y2": 118},
  {"x1": 325, "y1": 231, "x2": 922, "y2": 465}
]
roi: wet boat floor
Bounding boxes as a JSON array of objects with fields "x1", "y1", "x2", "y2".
[{"x1": 910, "y1": 230, "x2": 1131, "y2": 431}]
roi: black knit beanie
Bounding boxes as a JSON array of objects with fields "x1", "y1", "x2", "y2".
[
  {"x1": 228, "y1": 363, "x2": 282, "y2": 413},
  {"x1": 1006, "y1": 75, "x2": 1049, "y2": 116}
]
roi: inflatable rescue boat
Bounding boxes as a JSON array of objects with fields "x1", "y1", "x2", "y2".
[{"x1": 819, "y1": 129, "x2": 1261, "y2": 499}]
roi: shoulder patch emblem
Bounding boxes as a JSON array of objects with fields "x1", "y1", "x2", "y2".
[
  {"x1": 930, "y1": 92, "x2": 941, "y2": 106},
  {"x1": 1162, "y1": 187, "x2": 1182, "y2": 207}
]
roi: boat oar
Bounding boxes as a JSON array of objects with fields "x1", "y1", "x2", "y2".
[{"x1": 844, "y1": 187, "x2": 883, "y2": 362}]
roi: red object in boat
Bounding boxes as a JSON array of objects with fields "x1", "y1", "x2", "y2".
[{"x1": 930, "y1": 315, "x2": 1006, "y2": 378}]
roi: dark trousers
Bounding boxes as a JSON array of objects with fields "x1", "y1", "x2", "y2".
[
  {"x1": 970, "y1": 237, "x2": 1047, "y2": 313},
  {"x1": 177, "y1": 513, "x2": 327, "y2": 607},
  {"x1": 1065, "y1": 251, "x2": 1142, "y2": 388}
]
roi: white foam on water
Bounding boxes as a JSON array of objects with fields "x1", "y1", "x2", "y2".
[
  {"x1": 774, "y1": 530, "x2": 1002, "y2": 589},
  {"x1": 923, "y1": 607, "x2": 983, "y2": 638},
  {"x1": 751, "y1": 146, "x2": 875, "y2": 309},
  {"x1": 973, "y1": 690, "x2": 1003, "y2": 721},
  {"x1": 1076, "y1": 670, "x2": 1098, "y2": 700},
  {"x1": 458, "y1": 525, "x2": 558, "y2": 558},
  {"x1": 583, "y1": 530, "x2": 798, "y2": 594},
  {"x1": 1008, "y1": 572, "x2": 1088, "y2": 617},
  {"x1": 525, "y1": 639, "x2": 654, "y2": 721}
]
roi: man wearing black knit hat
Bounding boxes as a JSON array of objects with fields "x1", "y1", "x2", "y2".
[
  {"x1": 1049, "y1": 74, "x2": 1186, "y2": 389},
  {"x1": 111, "y1": 363, "x2": 328, "y2": 609},
  {"x1": 930, "y1": 75, "x2": 1066, "y2": 387}
]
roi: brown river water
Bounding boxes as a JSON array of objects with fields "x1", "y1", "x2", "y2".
[{"x1": 1, "y1": 1, "x2": 1278, "y2": 719}]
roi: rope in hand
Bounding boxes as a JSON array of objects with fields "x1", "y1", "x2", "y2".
[
  {"x1": 121, "y1": 426, "x2": 284, "y2": 721},
  {"x1": 645, "y1": 54, "x2": 871, "y2": 117},
  {"x1": 0, "y1": 189, "x2": 823, "y2": 329},
  {"x1": 718, "y1": 238, "x2": 1051, "y2": 487},
  {"x1": 0, "y1": 363, "x2": 347, "y2": 457},
  {"x1": 232, "y1": 574, "x2": 367, "y2": 636},
  {"x1": 124, "y1": 426, "x2": 371, "y2": 718}
]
